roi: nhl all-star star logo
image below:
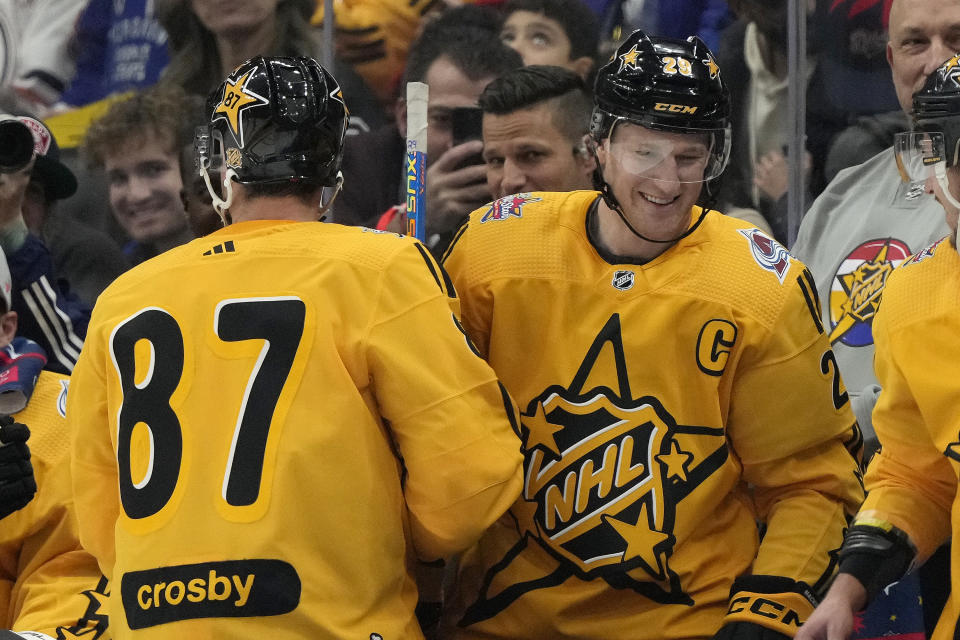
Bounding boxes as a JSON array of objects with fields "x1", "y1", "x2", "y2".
[
  {"x1": 520, "y1": 315, "x2": 725, "y2": 587},
  {"x1": 480, "y1": 193, "x2": 542, "y2": 223},
  {"x1": 459, "y1": 315, "x2": 728, "y2": 628},
  {"x1": 212, "y1": 67, "x2": 269, "y2": 147},
  {"x1": 739, "y1": 228, "x2": 792, "y2": 284},
  {"x1": 829, "y1": 238, "x2": 911, "y2": 347}
]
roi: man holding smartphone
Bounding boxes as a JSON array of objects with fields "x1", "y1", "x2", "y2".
[{"x1": 341, "y1": 7, "x2": 522, "y2": 254}]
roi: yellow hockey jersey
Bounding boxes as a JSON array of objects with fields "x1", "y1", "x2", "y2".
[
  {"x1": 858, "y1": 237, "x2": 960, "y2": 640},
  {"x1": 1, "y1": 371, "x2": 109, "y2": 637},
  {"x1": 442, "y1": 191, "x2": 864, "y2": 639},
  {"x1": 67, "y1": 220, "x2": 524, "y2": 639}
]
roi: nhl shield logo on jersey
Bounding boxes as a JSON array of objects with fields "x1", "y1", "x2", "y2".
[
  {"x1": 829, "y1": 238, "x2": 911, "y2": 347},
  {"x1": 460, "y1": 314, "x2": 728, "y2": 627},
  {"x1": 523, "y1": 388, "x2": 681, "y2": 581},
  {"x1": 739, "y1": 228, "x2": 791, "y2": 283},
  {"x1": 480, "y1": 193, "x2": 542, "y2": 223},
  {"x1": 611, "y1": 270, "x2": 635, "y2": 291}
]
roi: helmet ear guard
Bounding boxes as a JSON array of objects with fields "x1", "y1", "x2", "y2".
[{"x1": 195, "y1": 125, "x2": 237, "y2": 222}]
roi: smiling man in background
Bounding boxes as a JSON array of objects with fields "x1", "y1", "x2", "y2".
[
  {"x1": 83, "y1": 84, "x2": 198, "y2": 265},
  {"x1": 479, "y1": 65, "x2": 595, "y2": 199}
]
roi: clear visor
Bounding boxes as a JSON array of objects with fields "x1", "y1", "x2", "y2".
[
  {"x1": 894, "y1": 130, "x2": 960, "y2": 212},
  {"x1": 606, "y1": 118, "x2": 730, "y2": 184},
  {"x1": 894, "y1": 131, "x2": 944, "y2": 183}
]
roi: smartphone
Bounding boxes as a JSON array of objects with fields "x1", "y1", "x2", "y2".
[{"x1": 450, "y1": 107, "x2": 484, "y2": 169}]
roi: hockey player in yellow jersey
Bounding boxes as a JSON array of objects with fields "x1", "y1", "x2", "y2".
[
  {"x1": 0, "y1": 247, "x2": 108, "y2": 639},
  {"x1": 66, "y1": 55, "x2": 524, "y2": 639},
  {"x1": 798, "y1": 55, "x2": 960, "y2": 640},
  {"x1": 442, "y1": 30, "x2": 864, "y2": 640}
]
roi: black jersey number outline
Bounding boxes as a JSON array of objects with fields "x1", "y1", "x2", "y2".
[{"x1": 110, "y1": 298, "x2": 306, "y2": 520}]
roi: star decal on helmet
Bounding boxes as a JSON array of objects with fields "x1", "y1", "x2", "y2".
[
  {"x1": 941, "y1": 54, "x2": 960, "y2": 86},
  {"x1": 702, "y1": 54, "x2": 720, "y2": 79},
  {"x1": 213, "y1": 67, "x2": 269, "y2": 146},
  {"x1": 618, "y1": 44, "x2": 641, "y2": 72}
]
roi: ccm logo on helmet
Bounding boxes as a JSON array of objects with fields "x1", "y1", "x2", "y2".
[{"x1": 654, "y1": 103, "x2": 698, "y2": 114}]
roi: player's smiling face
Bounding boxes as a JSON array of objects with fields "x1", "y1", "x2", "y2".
[{"x1": 597, "y1": 122, "x2": 706, "y2": 241}]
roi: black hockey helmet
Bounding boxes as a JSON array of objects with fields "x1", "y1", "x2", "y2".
[
  {"x1": 589, "y1": 30, "x2": 731, "y2": 183},
  {"x1": 912, "y1": 53, "x2": 960, "y2": 167},
  {"x1": 197, "y1": 55, "x2": 348, "y2": 199},
  {"x1": 893, "y1": 53, "x2": 960, "y2": 213}
]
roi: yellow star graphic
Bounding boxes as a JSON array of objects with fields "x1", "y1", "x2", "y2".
[
  {"x1": 603, "y1": 501, "x2": 670, "y2": 577},
  {"x1": 521, "y1": 400, "x2": 563, "y2": 457},
  {"x1": 619, "y1": 45, "x2": 641, "y2": 71},
  {"x1": 214, "y1": 69, "x2": 266, "y2": 139},
  {"x1": 943, "y1": 54, "x2": 960, "y2": 73},
  {"x1": 655, "y1": 440, "x2": 693, "y2": 482},
  {"x1": 703, "y1": 55, "x2": 720, "y2": 79}
]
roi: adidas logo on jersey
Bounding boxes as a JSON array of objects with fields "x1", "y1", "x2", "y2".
[{"x1": 203, "y1": 241, "x2": 236, "y2": 256}]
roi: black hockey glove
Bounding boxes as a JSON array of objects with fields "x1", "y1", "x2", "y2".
[
  {"x1": 711, "y1": 575, "x2": 817, "y2": 639},
  {"x1": 0, "y1": 416, "x2": 36, "y2": 520}
]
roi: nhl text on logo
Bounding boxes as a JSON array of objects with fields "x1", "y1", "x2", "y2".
[{"x1": 611, "y1": 270, "x2": 635, "y2": 290}]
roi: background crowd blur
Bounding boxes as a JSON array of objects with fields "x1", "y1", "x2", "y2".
[{"x1": 0, "y1": 0, "x2": 899, "y2": 257}]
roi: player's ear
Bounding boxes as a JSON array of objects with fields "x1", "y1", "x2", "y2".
[
  {"x1": 585, "y1": 134, "x2": 605, "y2": 165},
  {"x1": 575, "y1": 140, "x2": 597, "y2": 174}
]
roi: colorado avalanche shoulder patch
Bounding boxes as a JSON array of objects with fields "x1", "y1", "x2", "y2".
[
  {"x1": 480, "y1": 193, "x2": 542, "y2": 223},
  {"x1": 739, "y1": 228, "x2": 792, "y2": 284}
]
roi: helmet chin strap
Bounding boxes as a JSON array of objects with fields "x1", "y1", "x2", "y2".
[
  {"x1": 934, "y1": 162, "x2": 960, "y2": 210},
  {"x1": 318, "y1": 172, "x2": 344, "y2": 219},
  {"x1": 201, "y1": 165, "x2": 238, "y2": 223},
  {"x1": 933, "y1": 163, "x2": 960, "y2": 254}
]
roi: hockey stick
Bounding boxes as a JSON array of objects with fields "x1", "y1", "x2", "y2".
[{"x1": 405, "y1": 82, "x2": 428, "y2": 241}]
